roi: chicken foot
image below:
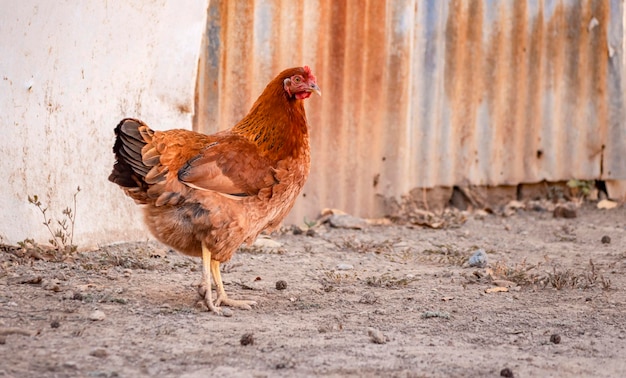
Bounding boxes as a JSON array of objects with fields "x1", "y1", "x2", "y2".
[
  {"x1": 210, "y1": 259, "x2": 257, "y2": 310},
  {"x1": 199, "y1": 242, "x2": 257, "y2": 314},
  {"x1": 200, "y1": 242, "x2": 223, "y2": 315}
]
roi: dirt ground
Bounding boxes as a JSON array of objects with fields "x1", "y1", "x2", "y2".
[{"x1": 1, "y1": 203, "x2": 625, "y2": 377}]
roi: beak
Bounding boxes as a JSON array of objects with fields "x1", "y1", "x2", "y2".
[{"x1": 308, "y1": 83, "x2": 322, "y2": 97}]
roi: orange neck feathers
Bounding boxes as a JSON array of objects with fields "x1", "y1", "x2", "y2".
[{"x1": 232, "y1": 74, "x2": 310, "y2": 161}]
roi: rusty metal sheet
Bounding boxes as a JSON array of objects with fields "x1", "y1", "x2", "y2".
[{"x1": 195, "y1": 0, "x2": 625, "y2": 221}]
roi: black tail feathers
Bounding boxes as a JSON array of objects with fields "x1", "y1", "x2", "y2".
[{"x1": 108, "y1": 118, "x2": 149, "y2": 189}]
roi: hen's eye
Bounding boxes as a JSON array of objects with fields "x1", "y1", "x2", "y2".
[{"x1": 293, "y1": 76, "x2": 302, "y2": 83}]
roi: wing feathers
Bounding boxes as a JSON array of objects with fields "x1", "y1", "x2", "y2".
[
  {"x1": 145, "y1": 166, "x2": 169, "y2": 184},
  {"x1": 141, "y1": 146, "x2": 161, "y2": 166},
  {"x1": 111, "y1": 119, "x2": 279, "y2": 203}
]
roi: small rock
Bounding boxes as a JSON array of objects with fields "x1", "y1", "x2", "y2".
[
  {"x1": 50, "y1": 320, "x2": 60, "y2": 329},
  {"x1": 468, "y1": 249, "x2": 487, "y2": 268},
  {"x1": 485, "y1": 287, "x2": 509, "y2": 294},
  {"x1": 474, "y1": 209, "x2": 489, "y2": 220},
  {"x1": 506, "y1": 200, "x2": 525, "y2": 210},
  {"x1": 62, "y1": 361, "x2": 78, "y2": 370},
  {"x1": 275, "y1": 359, "x2": 295, "y2": 369},
  {"x1": 504, "y1": 200, "x2": 525, "y2": 216},
  {"x1": 275, "y1": 280, "x2": 288, "y2": 290},
  {"x1": 528, "y1": 200, "x2": 548, "y2": 212},
  {"x1": 317, "y1": 325, "x2": 331, "y2": 333},
  {"x1": 90, "y1": 348, "x2": 108, "y2": 358},
  {"x1": 252, "y1": 237, "x2": 282, "y2": 249},
  {"x1": 328, "y1": 214, "x2": 367, "y2": 230},
  {"x1": 292, "y1": 226, "x2": 304, "y2": 235},
  {"x1": 305, "y1": 228, "x2": 317, "y2": 237},
  {"x1": 72, "y1": 292, "x2": 84, "y2": 301},
  {"x1": 500, "y1": 367, "x2": 514, "y2": 377},
  {"x1": 359, "y1": 292, "x2": 378, "y2": 304},
  {"x1": 553, "y1": 204, "x2": 577, "y2": 218},
  {"x1": 367, "y1": 327, "x2": 388, "y2": 344},
  {"x1": 336, "y1": 263, "x2": 354, "y2": 271},
  {"x1": 240, "y1": 333, "x2": 254, "y2": 346},
  {"x1": 7, "y1": 275, "x2": 42, "y2": 285},
  {"x1": 42, "y1": 280, "x2": 62, "y2": 292},
  {"x1": 597, "y1": 199, "x2": 618, "y2": 210},
  {"x1": 550, "y1": 334, "x2": 561, "y2": 344},
  {"x1": 421, "y1": 311, "x2": 450, "y2": 319},
  {"x1": 61, "y1": 291, "x2": 75, "y2": 300},
  {"x1": 221, "y1": 308, "x2": 233, "y2": 317},
  {"x1": 601, "y1": 235, "x2": 611, "y2": 244},
  {"x1": 88, "y1": 310, "x2": 106, "y2": 321},
  {"x1": 492, "y1": 280, "x2": 517, "y2": 288}
]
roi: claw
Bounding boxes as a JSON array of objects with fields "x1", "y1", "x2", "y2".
[{"x1": 215, "y1": 295, "x2": 257, "y2": 310}]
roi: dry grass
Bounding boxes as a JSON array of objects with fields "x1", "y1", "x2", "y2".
[
  {"x1": 421, "y1": 244, "x2": 469, "y2": 267},
  {"x1": 365, "y1": 273, "x2": 418, "y2": 288},
  {"x1": 488, "y1": 259, "x2": 541, "y2": 286},
  {"x1": 334, "y1": 238, "x2": 398, "y2": 254},
  {"x1": 544, "y1": 260, "x2": 612, "y2": 291},
  {"x1": 383, "y1": 248, "x2": 416, "y2": 264},
  {"x1": 484, "y1": 258, "x2": 612, "y2": 291},
  {"x1": 322, "y1": 269, "x2": 358, "y2": 285}
]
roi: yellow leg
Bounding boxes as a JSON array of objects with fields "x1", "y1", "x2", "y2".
[
  {"x1": 210, "y1": 259, "x2": 257, "y2": 310},
  {"x1": 200, "y1": 242, "x2": 222, "y2": 315}
]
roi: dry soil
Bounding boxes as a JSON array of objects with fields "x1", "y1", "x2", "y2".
[{"x1": 1, "y1": 204, "x2": 625, "y2": 377}]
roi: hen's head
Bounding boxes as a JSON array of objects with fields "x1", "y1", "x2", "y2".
[{"x1": 281, "y1": 66, "x2": 321, "y2": 100}]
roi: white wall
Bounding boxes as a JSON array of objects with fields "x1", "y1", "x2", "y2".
[{"x1": 0, "y1": 1, "x2": 208, "y2": 248}]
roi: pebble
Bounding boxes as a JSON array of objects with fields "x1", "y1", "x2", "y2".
[
  {"x1": 275, "y1": 280, "x2": 288, "y2": 290},
  {"x1": 553, "y1": 204, "x2": 577, "y2": 218},
  {"x1": 492, "y1": 279, "x2": 517, "y2": 288},
  {"x1": 252, "y1": 237, "x2": 282, "y2": 249},
  {"x1": 367, "y1": 327, "x2": 388, "y2": 344},
  {"x1": 240, "y1": 333, "x2": 254, "y2": 346},
  {"x1": 221, "y1": 308, "x2": 233, "y2": 317},
  {"x1": 336, "y1": 263, "x2": 354, "y2": 271},
  {"x1": 550, "y1": 334, "x2": 561, "y2": 344},
  {"x1": 328, "y1": 214, "x2": 367, "y2": 230},
  {"x1": 62, "y1": 361, "x2": 78, "y2": 370},
  {"x1": 474, "y1": 209, "x2": 489, "y2": 219},
  {"x1": 421, "y1": 311, "x2": 450, "y2": 319},
  {"x1": 42, "y1": 280, "x2": 62, "y2": 292},
  {"x1": 88, "y1": 310, "x2": 106, "y2": 321},
  {"x1": 89, "y1": 349, "x2": 109, "y2": 358},
  {"x1": 468, "y1": 249, "x2": 488, "y2": 268},
  {"x1": 359, "y1": 292, "x2": 378, "y2": 304},
  {"x1": 7, "y1": 275, "x2": 42, "y2": 285},
  {"x1": 597, "y1": 199, "x2": 618, "y2": 209}
]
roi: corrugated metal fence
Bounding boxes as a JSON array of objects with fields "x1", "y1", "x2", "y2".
[{"x1": 194, "y1": 0, "x2": 626, "y2": 220}]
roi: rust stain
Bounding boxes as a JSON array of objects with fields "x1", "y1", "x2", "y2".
[{"x1": 194, "y1": 0, "x2": 622, "y2": 221}]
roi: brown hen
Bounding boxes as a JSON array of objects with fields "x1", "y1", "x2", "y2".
[{"x1": 109, "y1": 66, "x2": 320, "y2": 314}]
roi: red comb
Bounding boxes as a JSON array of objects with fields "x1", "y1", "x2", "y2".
[{"x1": 303, "y1": 66, "x2": 316, "y2": 82}]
